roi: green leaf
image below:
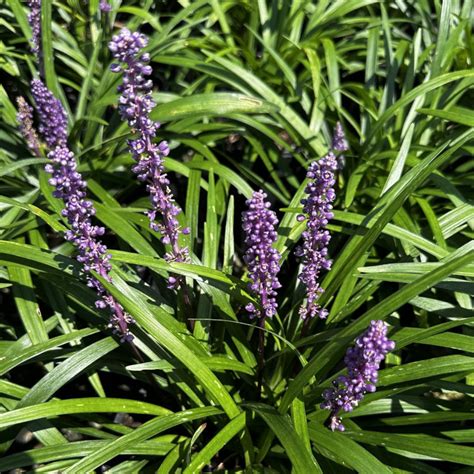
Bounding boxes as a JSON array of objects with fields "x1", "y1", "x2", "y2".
[
  {"x1": 151, "y1": 93, "x2": 278, "y2": 122},
  {"x1": 322, "y1": 38, "x2": 341, "y2": 107},
  {"x1": 0, "y1": 197, "x2": 65, "y2": 233},
  {"x1": 379, "y1": 355, "x2": 474, "y2": 386},
  {"x1": 309, "y1": 424, "x2": 391, "y2": 473},
  {"x1": 6, "y1": 0, "x2": 30, "y2": 39},
  {"x1": 127, "y1": 355, "x2": 254, "y2": 375},
  {"x1": 8, "y1": 265, "x2": 48, "y2": 344},
  {"x1": 0, "y1": 440, "x2": 173, "y2": 471},
  {"x1": 417, "y1": 106, "x2": 474, "y2": 127},
  {"x1": 0, "y1": 328, "x2": 98, "y2": 376},
  {"x1": 183, "y1": 413, "x2": 246, "y2": 473},
  {"x1": 346, "y1": 430, "x2": 474, "y2": 466},
  {"x1": 185, "y1": 168, "x2": 202, "y2": 250},
  {"x1": 0, "y1": 398, "x2": 171, "y2": 429},
  {"x1": 382, "y1": 123, "x2": 414, "y2": 194},
  {"x1": 110, "y1": 250, "x2": 252, "y2": 304},
  {"x1": 94, "y1": 202, "x2": 157, "y2": 256},
  {"x1": 366, "y1": 70, "x2": 474, "y2": 143},
  {"x1": 41, "y1": 0, "x2": 64, "y2": 105},
  {"x1": 223, "y1": 195, "x2": 235, "y2": 275},
  {"x1": 0, "y1": 158, "x2": 49, "y2": 178},
  {"x1": 357, "y1": 261, "x2": 474, "y2": 279},
  {"x1": 17, "y1": 338, "x2": 118, "y2": 408},
  {"x1": 64, "y1": 407, "x2": 221, "y2": 473},
  {"x1": 291, "y1": 398, "x2": 315, "y2": 468},
  {"x1": 187, "y1": 159, "x2": 254, "y2": 198},
  {"x1": 97, "y1": 272, "x2": 242, "y2": 418},
  {"x1": 247, "y1": 403, "x2": 321, "y2": 474}
]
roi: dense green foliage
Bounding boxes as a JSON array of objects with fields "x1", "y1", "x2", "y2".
[{"x1": 0, "y1": 0, "x2": 473, "y2": 471}]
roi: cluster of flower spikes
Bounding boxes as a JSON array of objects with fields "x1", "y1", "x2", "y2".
[
  {"x1": 242, "y1": 190, "x2": 282, "y2": 320},
  {"x1": 321, "y1": 320, "x2": 395, "y2": 431},
  {"x1": 296, "y1": 123, "x2": 349, "y2": 320},
  {"x1": 31, "y1": 79, "x2": 134, "y2": 342},
  {"x1": 27, "y1": 0, "x2": 41, "y2": 56},
  {"x1": 109, "y1": 28, "x2": 189, "y2": 289},
  {"x1": 16, "y1": 96, "x2": 40, "y2": 157}
]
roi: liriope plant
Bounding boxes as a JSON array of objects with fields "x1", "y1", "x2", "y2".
[{"x1": 0, "y1": 0, "x2": 473, "y2": 472}]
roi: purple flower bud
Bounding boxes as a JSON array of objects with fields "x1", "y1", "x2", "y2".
[
  {"x1": 321, "y1": 320, "x2": 395, "y2": 431},
  {"x1": 109, "y1": 28, "x2": 189, "y2": 289},
  {"x1": 167, "y1": 276, "x2": 177, "y2": 289},
  {"x1": 242, "y1": 190, "x2": 281, "y2": 320},
  {"x1": 31, "y1": 79, "x2": 68, "y2": 148},
  {"x1": 16, "y1": 96, "x2": 40, "y2": 156},
  {"x1": 99, "y1": 0, "x2": 112, "y2": 12}
]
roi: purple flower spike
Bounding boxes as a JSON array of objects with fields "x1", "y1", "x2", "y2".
[
  {"x1": 27, "y1": 0, "x2": 41, "y2": 56},
  {"x1": 31, "y1": 79, "x2": 68, "y2": 149},
  {"x1": 31, "y1": 78, "x2": 133, "y2": 341},
  {"x1": 297, "y1": 151, "x2": 338, "y2": 320},
  {"x1": 332, "y1": 122, "x2": 349, "y2": 152},
  {"x1": 109, "y1": 28, "x2": 189, "y2": 288},
  {"x1": 46, "y1": 146, "x2": 134, "y2": 342},
  {"x1": 16, "y1": 96, "x2": 40, "y2": 156},
  {"x1": 321, "y1": 320, "x2": 395, "y2": 431},
  {"x1": 242, "y1": 190, "x2": 281, "y2": 320}
]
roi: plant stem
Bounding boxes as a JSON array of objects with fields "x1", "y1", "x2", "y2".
[
  {"x1": 301, "y1": 316, "x2": 311, "y2": 339},
  {"x1": 257, "y1": 316, "x2": 266, "y2": 397},
  {"x1": 181, "y1": 281, "x2": 194, "y2": 332}
]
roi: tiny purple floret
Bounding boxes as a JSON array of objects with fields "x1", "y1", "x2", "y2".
[{"x1": 321, "y1": 320, "x2": 395, "y2": 431}]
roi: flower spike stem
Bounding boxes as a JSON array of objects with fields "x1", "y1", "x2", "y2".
[
  {"x1": 257, "y1": 317, "x2": 266, "y2": 397},
  {"x1": 300, "y1": 314, "x2": 312, "y2": 339}
]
